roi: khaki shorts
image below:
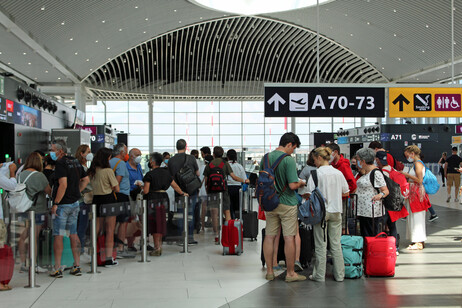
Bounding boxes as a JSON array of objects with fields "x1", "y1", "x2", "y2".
[
  {"x1": 447, "y1": 173, "x2": 461, "y2": 188},
  {"x1": 207, "y1": 192, "x2": 230, "y2": 211},
  {"x1": 265, "y1": 204, "x2": 298, "y2": 237}
]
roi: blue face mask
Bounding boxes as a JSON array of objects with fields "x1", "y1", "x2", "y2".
[
  {"x1": 164, "y1": 159, "x2": 169, "y2": 164},
  {"x1": 357, "y1": 161, "x2": 362, "y2": 169},
  {"x1": 50, "y1": 151, "x2": 58, "y2": 161}
]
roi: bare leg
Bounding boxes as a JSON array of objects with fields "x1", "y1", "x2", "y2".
[
  {"x1": 272, "y1": 227, "x2": 281, "y2": 266},
  {"x1": 105, "y1": 217, "x2": 116, "y2": 260},
  {"x1": 224, "y1": 210, "x2": 231, "y2": 222},
  {"x1": 201, "y1": 200, "x2": 207, "y2": 231},
  {"x1": 211, "y1": 208, "x2": 218, "y2": 235},
  {"x1": 284, "y1": 235, "x2": 298, "y2": 278},
  {"x1": 69, "y1": 234, "x2": 81, "y2": 267},
  {"x1": 295, "y1": 227, "x2": 301, "y2": 262},
  {"x1": 117, "y1": 222, "x2": 128, "y2": 251},
  {"x1": 264, "y1": 235, "x2": 276, "y2": 275},
  {"x1": 53, "y1": 235, "x2": 64, "y2": 270},
  {"x1": 18, "y1": 228, "x2": 29, "y2": 265}
]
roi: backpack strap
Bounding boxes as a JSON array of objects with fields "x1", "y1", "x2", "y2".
[
  {"x1": 270, "y1": 153, "x2": 289, "y2": 170},
  {"x1": 310, "y1": 170, "x2": 318, "y2": 188},
  {"x1": 112, "y1": 159, "x2": 122, "y2": 173},
  {"x1": 20, "y1": 171, "x2": 38, "y2": 184}
]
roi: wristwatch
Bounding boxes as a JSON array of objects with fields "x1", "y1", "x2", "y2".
[{"x1": 380, "y1": 192, "x2": 386, "y2": 198}]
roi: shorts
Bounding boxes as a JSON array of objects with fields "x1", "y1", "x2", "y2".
[
  {"x1": 447, "y1": 173, "x2": 460, "y2": 188},
  {"x1": 148, "y1": 202, "x2": 167, "y2": 235},
  {"x1": 207, "y1": 191, "x2": 230, "y2": 211},
  {"x1": 52, "y1": 201, "x2": 80, "y2": 236},
  {"x1": 265, "y1": 203, "x2": 298, "y2": 237},
  {"x1": 115, "y1": 193, "x2": 130, "y2": 223},
  {"x1": 93, "y1": 193, "x2": 117, "y2": 218}
]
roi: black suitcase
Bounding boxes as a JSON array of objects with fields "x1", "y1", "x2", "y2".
[{"x1": 242, "y1": 188, "x2": 258, "y2": 241}]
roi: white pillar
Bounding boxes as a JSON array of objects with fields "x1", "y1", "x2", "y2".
[
  {"x1": 148, "y1": 97, "x2": 153, "y2": 153},
  {"x1": 74, "y1": 83, "x2": 86, "y2": 111}
]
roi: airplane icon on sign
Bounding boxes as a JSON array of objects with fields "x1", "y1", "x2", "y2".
[
  {"x1": 291, "y1": 98, "x2": 307, "y2": 105},
  {"x1": 289, "y1": 93, "x2": 308, "y2": 111}
]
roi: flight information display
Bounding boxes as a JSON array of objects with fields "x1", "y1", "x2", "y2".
[{"x1": 0, "y1": 97, "x2": 42, "y2": 128}]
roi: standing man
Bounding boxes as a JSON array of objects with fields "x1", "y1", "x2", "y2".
[
  {"x1": 445, "y1": 147, "x2": 462, "y2": 202},
  {"x1": 326, "y1": 143, "x2": 357, "y2": 234},
  {"x1": 262, "y1": 132, "x2": 306, "y2": 283},
  {"x1": 168, "y1": 139, "x2": 200, "y2": 245},
  {"x1": 110, "y1": 143, "x2": 134, "y2": 258},
  {"x1": 50, "y1": 139, "x2": 89, "y2": 278}
]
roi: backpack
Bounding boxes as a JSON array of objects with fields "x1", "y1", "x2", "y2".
[
  {"x1": 387, "y1": 151, "x2": 404, "y2": 171},
  {"x1": 417, "y1": 160, "x2": 440, "y2": 195},
  {"x1": 386, "y1": 168, "x2": 410, "y2": 199},
  {"x1": 207, "y1": 160, "x2": 227, "y2": 193},
  {"x1": 370, "y1": 169, "x2": 404, "y2": 212},
  {"x1": 8, "y1": 171, "x2": 38, "y2": 213},
  {"x1": 256, "y1": 153, "x2": 289, "y2": 212},
  {"x1": 298, "y1": 170, "x2": 326, "y2": 229},
  {"x1": 176, "y1": 155, "x2": 202, "y2": 195}
]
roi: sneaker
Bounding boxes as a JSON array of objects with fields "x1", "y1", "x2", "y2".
[
  {"x1": 49, "y1": 269, "x2": 63, "y2": 278},
  {"x1": 189, "y1": 240, "x2": 198, "y2": 246},
  {"x1": 104, "y1": 259, "x2": 119, "y2": 268},
  {"x1": 80, "y1": 253, "x2": 91, "y2": 264},
  {"x1": 127, "y1": 246, "x2": 137, "y2": 252},
  {"x1": 294, "y1": 261, "x2": 304, "y2": 272},
  {"x1": 115, "y1": 253, "x2": 124, "y2": 260},
  {"x1": 429, "y1": 214, "x2": 439, "y2": 222},
  {"x1": 447, "y1": 196, "x2": 451, "y2": 203},
  {"x1": 69, "y1": 266, "x2": 82, "y2": 276},
  {"x1": 396, "y1": 250, "x2": 400, "y2": 256},
  {"x1": 35, "y1": 266, "x2": 48, "y2": 273},
  {"x1": 118, "y1": 250, "x2": 136, "y2": 258},
  {"x1": 273, "y1": 265, "x2": 283, "y2": 271}
]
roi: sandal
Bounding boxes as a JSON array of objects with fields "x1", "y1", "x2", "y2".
[
  {"x1": 407, "y1": 242, "x2": 423, "y2": 250},
  {"x1": 0, "y1": 284, "x2": 12, "y2": 291}
]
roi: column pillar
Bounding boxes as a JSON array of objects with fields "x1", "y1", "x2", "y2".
[{"x1": 148, "y1": 97, "x2": 153, "y2": 153}]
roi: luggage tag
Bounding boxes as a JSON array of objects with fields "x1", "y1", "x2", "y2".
[
  {"x1": 82, "y1": 209, "x2": 86, "y2": 215},
  {"x1": 103, "y1": 208, "x2": 107, "y2": 214}
]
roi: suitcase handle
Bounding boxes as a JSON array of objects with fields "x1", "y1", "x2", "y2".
[{"x1": 375, "y1": 232, "x2": 388, "y2": 238}]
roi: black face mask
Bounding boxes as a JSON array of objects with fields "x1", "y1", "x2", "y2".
[{"x1": 351, "y1": 164, "x2": 357, "y2": 171}]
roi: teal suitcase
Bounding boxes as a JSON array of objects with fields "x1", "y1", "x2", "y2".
[
  {"x1": 341, "y1": 235, "x2": 363, "y2": 279},
  {"x1": 52, "y1": 236, "x2": 75, "y2": 269}
]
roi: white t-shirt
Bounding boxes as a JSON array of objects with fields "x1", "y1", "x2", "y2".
[
  {"x1": 356, "y1": 169, "x2": 386, "y2": 218},
  {"x1": 227, "y1": 161, "x2": 246, "y2": 186},
  {"x1": 307, "y1": 165, "x2": 349, "y2": 213}
]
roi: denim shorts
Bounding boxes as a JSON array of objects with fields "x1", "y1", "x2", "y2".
[{"x1": 53, "y1": 201, "x2": 80, "y2": 236}]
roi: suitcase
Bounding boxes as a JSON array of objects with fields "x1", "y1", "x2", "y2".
[
  {"x1": 38, "y1": 227, "x2": 53, "y2": 268},
  {"x1": 242, "y1": 188, "x2": 258, "y2": 241},
  {"x1": 97, "y1": 235, "x2": 118, "y2": 266},
  {"x1": 341, "y1": 194, "x2": 364, "y2": 279},
  {"x1": 364, "y1": 232, "x2": 396, "y2": 277},
  {"x1": 52, "y1": 236, "x2": 74, "y2": 269},
  {"x1": 0, "y1": 245, "x2": 14, "y2": 285},
  {"x1": 222, "y1": 219, "x2": 243, "y2": 255}
]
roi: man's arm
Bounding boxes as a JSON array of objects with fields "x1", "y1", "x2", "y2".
[
  {"x1": 55, "y1": 177, "x2": 67, "y2": 204},
  {"x1": 79, "y1": 176, "x2": 90, "y2": 192}
]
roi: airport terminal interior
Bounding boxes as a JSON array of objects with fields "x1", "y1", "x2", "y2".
[{"x1": 1, "y1": 1, "x2": 462, "y2": 307}]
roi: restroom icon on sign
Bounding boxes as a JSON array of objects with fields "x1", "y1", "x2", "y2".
[{"x1": 289, "y1": 93, "x2": 308, "y2": 112}]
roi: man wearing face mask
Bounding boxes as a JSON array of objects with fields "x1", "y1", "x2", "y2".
[
  {"x1": 326, "y1": 144, "x2": 357, "y2": 234},
  {"x1": 109, "y1": 143, "x2": 133, "y2": 258}
]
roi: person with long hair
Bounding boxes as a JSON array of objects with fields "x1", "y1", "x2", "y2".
[
  {"x1": 400, "y1": 145, "x2": 430, "y2": 250},
  {"x1": 17, "y1": 152, "x2": 52, "y2": 274},
  {"x1": 226, "y1": 149, "x2": 247, "y2": 220},
  {"x1": 87, "y1": 147, "x2": 120, "y2": 266},
  {"x1": 307, "y1": 147, "x2": 349, "y2": 282},
  {"x1": 75, "y1": 144, "x2": 93, "y2": 262},
  {"x1": 438, "y1": 152, "x2": 447, "y2": 187}
]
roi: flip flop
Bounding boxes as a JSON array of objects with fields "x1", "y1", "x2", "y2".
[
  {"x1": 285, "y1": 274, "x2": 307, "y2": 283},
  {"x1": 265, "y1": 273, "x2": 275, "y2": 281}
]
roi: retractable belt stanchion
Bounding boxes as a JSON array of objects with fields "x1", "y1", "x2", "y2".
[
  {"x1": 139, "y1": 200, "x2": 150, "y2": 262},
  {"x1": 25, "y1": 210, "x2": 39, "y2": 288},
  {"x1": 239, "y1": 188, "x2": 243, "y2": 220},
  {"x1": 218, "y1": 192, "x2": 223, "y2": 244},
  {"x1": 88, "y1": 204, "x2": 100, "y2": 274},
  {"x1": 181, "y1": 195, "x2": 190, "y2": 253}
]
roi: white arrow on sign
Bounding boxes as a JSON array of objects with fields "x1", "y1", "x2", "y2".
[{"x1": 267, "y1": 93, "x2": 286, "y2": 112}]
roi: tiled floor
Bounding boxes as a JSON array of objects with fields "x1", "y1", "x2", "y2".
[{"x1": 4, "y1": 184, "x2": 462, "y2": 308}]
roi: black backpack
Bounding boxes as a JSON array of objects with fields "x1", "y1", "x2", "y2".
[
  {"x1": 207, "y1": 160, "x2": 227, "y2": 193},
  {"x1": 176, "y1": 155, "x2": 202, "y2": 195},
  {"x1": 370, "y1": 169, "x2": 404, "y2": 212}
]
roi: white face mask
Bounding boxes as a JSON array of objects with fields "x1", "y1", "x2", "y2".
[
  {"x1": 407, "y1": 157, "x2": 414, "y2": 163},
  {"x1": 328, "y1": 154, "x2": 335, "y2": 164},
  {"x1": 85, "y1": 153, "x2": 94, "y2": 162},
  {"x1": 134, "y1": 156, "x2": 142, "y2": 164}
]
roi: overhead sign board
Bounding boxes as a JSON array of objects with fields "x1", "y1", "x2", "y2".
[
  {"x1": 264, "y1": 85, "x2": 385, "y2": 117},
  {"x1": 380, "y1": 133, "x2": 438, "y2": 142},
  {"x1": 389, "y1": 87, "x2": 462, "y2": 117}
]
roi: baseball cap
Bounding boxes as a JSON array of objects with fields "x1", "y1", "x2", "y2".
[{"x1": 376, "y1": 151, "x2": 388, "y2": 165}]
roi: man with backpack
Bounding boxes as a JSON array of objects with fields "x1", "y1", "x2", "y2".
[
  {"x1": 260, "y1": 133, "x2": 306, "y2": 283},
  {"x1": 203, "y1": 146, "x2": 249, "y2": 244},
  {"x1": 369, "y1": 141, "x2": 404, "y2": 171}
]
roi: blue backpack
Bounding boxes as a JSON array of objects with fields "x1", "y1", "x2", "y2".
[
  {"x1": 417, "y1": 160, "x2": 440, "y2": 195},
  {"x1": 256, "y1": 153, "x2": 289, "y2": 212},
  {"x1": 298, "y1": 170, "x2": 326, "y2": 233}
]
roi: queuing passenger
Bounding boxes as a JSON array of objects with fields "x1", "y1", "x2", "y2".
[
  {"x1": 327, "y1": 144, "x2": 357, "y2": 234},
  {"x1": 350, "y1": 157, "x2": 358, "y2": 177},
  {"x1": 17, "y1": 152, "x2": 51, "y2": 274},
  {"x1": 307, "y1": 147, "x2": 349, "y2": 282},
  {"x1": 50, "y1": 139, "x2": 89, "y2": 277},
  {"x1": 400, "y1": 145, "x2": 430, "y2": 250},
  {"x1": 354, "y1": 148, "x2": 389, "y2": 237},
  {"x1": 261, "y1": 132, "x2": 306, "y2": 283},
  {"x1": 162, "y1": 152, "x2": 171, "y2": 166},
  {"x1": 16, "y1": 150, "x2": 45, "y2": 177},
  {"x1": 226, "y1": 149, "x2": 247, "y2": 219},
  {"x1": 200, "y1": 146, "x2": 211, "y2": 160},
  {"x1": 438, "y1": 152, "x2": 447, "y2": 187},
  {"x1": 0, "y1": 162, "x2": 17, "y2": 291},
  {"x1": 204, "y1": 146, "x2": 249, "y2": 244},
  {"x1": 298, "y1": 150, "x2": 316, "y2": 182},
  {"x1": 168, "y1": 139, "x2": 200, "y2": 245},
  {"x1": 42, "y1": 154, "x2": 56, "y2": 185},
  {"x1": 444, "y1": 147, "x2": 462, "y2": 203},
  {"x1": 88, "y1": 148, "x2": 120, "y2": 266},
  {"x1": 110, "y1": 143, "x2": 133, "y2": 258},
  {"x1": 368, "y1": 141, "x2": 395, "y2": 166},
  {"x1": 74, "y1": 144, "x2": 93, "y2": 263},
  {"x1": 191, "y1": 149, "x2": 203, "y2": 168},
  {"x1": 199, "y1": 155, "x2": 212, "y2": 233},
  {"x1": 143, "y1": 152, "x2": 187, "y2": 256}
]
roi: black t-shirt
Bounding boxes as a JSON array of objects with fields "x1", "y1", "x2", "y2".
[
  {"x1": 43, "y1": 169, "x2": 54, "y2": 185},
  {"x1": 52, "y1": 156, "x2": 87, "y2": 204},
  {"x1": 168, "y1": 153, "x2": 198, "y2": 180},
  {"x1": 446, "y1": 155, "x2": 462, "y2": 174},
  {"x1": 143, "y1": 167, "x2": 173, "y2": 200}
]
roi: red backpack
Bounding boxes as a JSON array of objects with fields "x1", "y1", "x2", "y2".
[
  {"x1": 385, "y1": 168, "x2": 410, "y2": 199},
  {"x1": 207, "y1": 161, "x2": 227, "y2": 193}
]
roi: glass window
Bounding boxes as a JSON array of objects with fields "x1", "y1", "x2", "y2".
[
  {"x1": 154, "y1": 135, "x2": 175, "y2": 148},
  {"x1": 197, "y1": 101, "x2": 218, "y2": 113},
  {"x1": 219, "y1": 113, "x2": 241, "y2": 123},
  {"x1": 295, "y1": 123, "x2": 310, "y2": 135},
  {"x1": 153, "y1": 113, "x2": 174, "y2": 123},
  {"x1": 243, "y1": 124, "x2": 264, "y2": 135},
  {"x1": 265, "y1": 124, "x2": 287, "y2": 136},
  {"x1": 86, "y1": 113, "x2": 105, "y2": 124},
  {"x1": 220, "y1": 135, "x2": 242, "y2": 147},
  {"x1": 219, "y1": 101, "x2": 241, "y2": 113},
  {"x1": 154, "y1": 101, "x2": 174, "y2": 112},
  {"x1": 128, "y1": 135, "x2": 149, "y2": 147},
  {"x1": 197, "y1": 124, "x2": 216, "y2": 135},
  {"x1": 297, "y1": 134, "x2": 310, "y2": 149},
  {"x1": 106, "y1": 101, "x2": 128, "y2": 112},
  {"x1": 198, "y1": 135, "x2": 219, "y2": 147},
  {"x1": 107, "y1": 113, "x2": 128, "y2": 123},
  {"x1": 129, "y1": 124, "x2": 149, "y2": 133},
  {"x1": 129, "y1": 101, "x2": 149, "y2": 113},
  {"x1": 243, "y1": 112, "x2": 264, "y2": 123},
  {"x1": 175, "y1": 124, "x2": 197, "y2": 136},
  {"x1": 113, "y1": 124, "x2": 129, "y2": 133},
  {"x1": 219, "y1": 124, "x2": 242, "y2": 135},
  {"x1": 243, "y1": 101, "x2": 264, "y2": 112},
  {"x1": 197, "y1": 113, "x2": 218, "y2": 124},
  {"x1": 310, "y1": 118, "x2": 331, "y2": 124},
  {"x1": 154, "y1": 124, "x2": 174, "y2": 135},
  {"x1": 175, "y1": 101, "x2": 196, "y2": 113},
  {"x1": 243, "y1": 135, "x2": 265, "y2": 147},
  {"x1": 175, "y1": 112, "x2": 196, "y2": 124},
  {"x1": 86, "y1": 102, "x2": 104, "y2": 113},
  {"x1": 129, "y1": 113, "x2": 149, "y2": 123}
]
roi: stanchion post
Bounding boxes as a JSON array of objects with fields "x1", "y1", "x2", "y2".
[
  {"x1": 139, "y1": 200, "x2": 150, "y2": 262},
  {"x1": 88, "y1": 204, "x2": 100, "y2": 274},
  {"x1": 218, "y1": 192, "x2": 223, "y2": 244},
  {"x1": 181, "y1": 195, "x2": 190, "y2": 253},
  {"x1": 239, "y1": 188, "x2": 243, "y2": 220},
  {"x1": 25, "y1": 210, "x2": 39, "y2": 288}
]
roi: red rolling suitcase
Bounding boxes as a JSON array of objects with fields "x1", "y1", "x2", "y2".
[
  {"x1": 222, "y1": 219, "x2": 243, "y2": 255},
  {"x1": 0, "y1": 245, "x2": 14, "y2": 285},
  {"x1": 364, "y1": 232, "x2": 397, "y2": 277},
  {"x1": 97, "y1": 235, "x2": 118, "y2": 266}
]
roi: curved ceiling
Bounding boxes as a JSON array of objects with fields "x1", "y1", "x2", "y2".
[{"x1": 0, "y1": 0, "x2": 461, "y2": 100}]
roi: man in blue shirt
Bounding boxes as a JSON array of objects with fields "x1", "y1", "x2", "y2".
[{"x1": 110, "y1": 143, "x2": 134, "y2": 258}]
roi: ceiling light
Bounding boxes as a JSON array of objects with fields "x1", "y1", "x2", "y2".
[
  {"x1": 367, "y1": 22, "x2": 370, "y2": 25},
  {"x1": 135, "y1": 6, "x2": 138, "y2": 8},
  {"x1": 74, "y1": 52, "x2": 78, "y2": 55},
  {"x1": 0, "y1": 51, "x2": 2, "y2": 55},
  {"x1": 393, "y1": 33, "x2": 397, "y2": 37},
  {"x1": 41, "y1": 7, "x2": 45, "y2": 11},
  {"x1": 61, "y1": 21, "x2": 65, "y2": 25},
  {"x1": 102, "y1": 20, "x2": 106, "y2": 23},
  {"x1": 58, "y1": 77, "x2": 61, "y2": 80},
  {"x1": 86, "y1": 59, "x2": 89, "y2": 62},
  {"x1": 426, "y1": 24, "x2": 429, "y2": 28},
  {"x1": 344, "y1": 13, "x2": 348, "y2": 16},
  {"x1": 350, "y1": 33, "x2": 353, "y2": 36},
  {"x1": 174, "y1": 9, "x2": 177, "y2": 12},
  {"x1": 382, "y1": 67, "x2": 385, "y2": 70},
  {"x1": 119, "y1": 28, "x2": 122, "y2": 31},
  {"x1": 7, "y1": 62, "x2": 10, "y2": 65},
  {"x1": 422, "y1": 50, "x2": 425, "y2": 53},
  {"x1": 95, "y1": 40, "x2": 99, "y2": 43},
  {"x1": 143, "y1": 31, "x2": 146, "y2": 34},
  {"x1": 398, "y1": 58, "x2": 401, "y2": 61},
  {"x1": 23, "y1": 52, "x2": 27, "y2": 55},
  {"x1": 191, "y1": 0, "x2": 329, "y2": 15},
  {"x1": 179, "y1": 21, "x2": 182, "y2": 23},
  {"x1": 69, "y1": 37, "x2": 73, "y2": 41},
  {"x1": 200, "y1": 17, "x2": 203, "y2": 19},
  {"x1": 379, "y1": 47, "x2": 382, "y2": 50},
  {"x1": 34, "y1": 77, "x2": 37, "y2": 80},
  {"x1": 145, "y1": 18, "x2": 149, "y2": 21},
  {"x1": 107, "y1": 47, "x2": 111, "y2": 50},
  {"x1": 90, "y1": 68, "x2": 93, "y2": 71},
  {"x1": 393, "y1": 9, "x2": 397, "y2": 13},
  {"x1": 28, "y1": 62, "x2": 31, "y2": 65}
]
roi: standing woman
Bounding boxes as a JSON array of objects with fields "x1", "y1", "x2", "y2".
[
  {"x1": 75, "y1": 144, "x2": 93, "y2": 261},
  {"x1": 143, "y1": 152, "x2": 187, "y2": 256},
  {"x1": 400, "y1": 145, "x2": 430, "y2": 250},
  {"x1": 307, "y1": 147, "x2": 349, "y2": 282},
  {"x1": 87, "y1": 147, "x2": 120, "y2": 267},
  {"x1": 438, "y1": 152, "x2": 447, "y2": 187},
  {"x1": 355, "y1": 148, "x2": 389, "y2": 237},
  {"x1": 226, "y1": 149, "x2": 247, "y2": 219}
]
